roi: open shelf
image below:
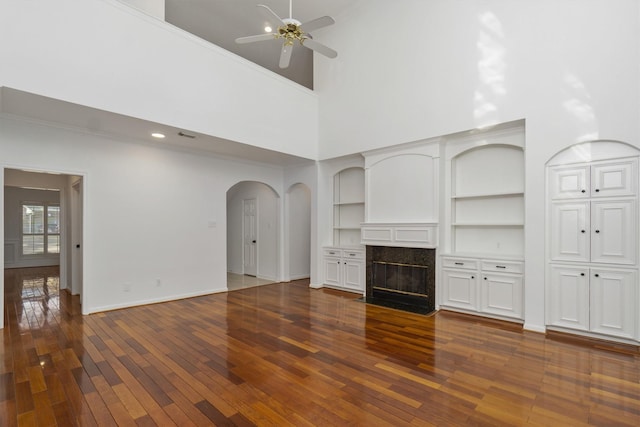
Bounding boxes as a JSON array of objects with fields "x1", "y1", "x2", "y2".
[
  {"x1": 333, "y1": 168, "x2": 365, "y2": 247},
  {"x1": 452, "y1": 191, "x2": 524, "y2": 200}
]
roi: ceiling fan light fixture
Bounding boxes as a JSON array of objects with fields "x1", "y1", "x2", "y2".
[{"x1": 235, "y1": 1, "x2": 337, "y2": 68}]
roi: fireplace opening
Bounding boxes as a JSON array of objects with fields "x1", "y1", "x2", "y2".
[
  {"x1": 372, "y1": 261, "x2": 429, "y2": 296},
  {"x1": 365, "y1": 246, "x2": 435, "y2": 314}
]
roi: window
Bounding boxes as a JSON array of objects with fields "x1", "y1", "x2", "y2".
[{"x1": 22, "y1": 203, "x2": 60, "y2": 255}]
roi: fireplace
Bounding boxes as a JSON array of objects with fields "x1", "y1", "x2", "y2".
[{"x1": 365, "y1": 246, "x2": 435, "y2": 314}]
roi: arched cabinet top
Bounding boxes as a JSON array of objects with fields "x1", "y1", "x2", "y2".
[{"x1": 547, "y1": 140, "x2": 639, "y2": 166}]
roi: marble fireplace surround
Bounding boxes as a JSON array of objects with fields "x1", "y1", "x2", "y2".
[{"x1": 365, "y1": 245, "x2": 436, "y2": 314}]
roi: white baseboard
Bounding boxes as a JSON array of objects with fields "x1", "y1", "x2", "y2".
[
  {"x1": 523, "y1": 323, "x2": 546, "y2": 333},
  {"x1": 86, "y1": 287, "x2": 227, "y2": 314}
]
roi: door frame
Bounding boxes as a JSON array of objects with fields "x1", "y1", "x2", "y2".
[
  {"x1": 1, "y1": 166, "x2": 87, "y2": 329},
  {"x1": 242, "y1": 197, "x2": 258, "y2": 276}
]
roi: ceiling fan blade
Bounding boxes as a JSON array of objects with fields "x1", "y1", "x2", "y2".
[
  {"x1": 302, "y1": 39, "x2": 337, "y2": 58},
  {"x1": 300, "y1": 16, "x2": 335, "y2": 33},
  {"x1": 257, "y1": 4, "x2": 285, "y2": 25},
  {"x1": 235, "y1": 33, "x2": 276, "y2": 44},
  {"x1": 279, "y1": 43, "x2": 293, "y2": 68}
]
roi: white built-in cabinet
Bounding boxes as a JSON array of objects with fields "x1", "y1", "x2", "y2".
[
  {"x1": 440, "y1": 123, "x2": 525, "y2": 322},
  {"x1": 322, "y1": 247, "x2": 365, "y2": 292},
  {"x1": 547, "y1": 155, "x2": 639, "y2": 342},
  {"x1": 323, "y1": 167, "x2": 365, "y2": 293}
]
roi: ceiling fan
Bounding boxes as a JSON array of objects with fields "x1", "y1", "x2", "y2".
[{"x1": 235, "y1": 0, "x2": 337, "y2": 68}]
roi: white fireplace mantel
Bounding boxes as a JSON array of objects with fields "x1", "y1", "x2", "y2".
[{"x1": 361, "y1": 223, "x2": 438, "y2": 248}]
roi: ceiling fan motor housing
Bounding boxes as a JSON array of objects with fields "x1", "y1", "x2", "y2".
[{"x1": 279, "y1": 19, "x2": 304, "y2": 45}]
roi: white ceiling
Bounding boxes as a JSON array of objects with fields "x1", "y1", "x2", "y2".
[{"x1": 165, "y1": 0, "x2": 355, "y2": 89}]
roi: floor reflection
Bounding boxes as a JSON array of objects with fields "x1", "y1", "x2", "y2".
[{"x1": 5, "y1": 266, "x2": 61, "y2": 332}]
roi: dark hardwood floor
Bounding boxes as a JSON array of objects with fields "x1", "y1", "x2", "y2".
[{"x1": 2, "y1": 266, "x2": 640, "y2": 426}]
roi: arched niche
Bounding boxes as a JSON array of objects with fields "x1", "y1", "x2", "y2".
[{"x1": 285, "y1": 183, "x2": 311, "y2": 280}]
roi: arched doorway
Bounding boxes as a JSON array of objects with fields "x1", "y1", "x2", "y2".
[{"x1": 226, "y1": 181, "x2": 280, "y2": 290}]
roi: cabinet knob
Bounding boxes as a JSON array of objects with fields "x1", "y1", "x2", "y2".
[
  {"x1": 580, "y1": 273, "x2": 585, "y2": 276},
  {"x1": 581, "y1": 230, "x2": 586, "y2": 233},
  {"x1": 595, "y1": 230, "x2": 600, "y2": 233},
  {"x1": 484, "y1": 277, "x2": 487, "y2": 280},
  {"x1": 581, "y1": 189, "x2": 586, "y2": 193},
  {"x1": 594, "y1": 273, "x2": 600, "y2": 278},
  {"x1": 595, "y1": 189, "x2": 600, "y2": 192},
  {"x1": 471, "y1": 276, "x2": 474, "y2": 279}
]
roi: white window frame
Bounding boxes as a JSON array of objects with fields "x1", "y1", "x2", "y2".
[{"x1": 21, "y1": 201, "x2": 60, "y2": 256}]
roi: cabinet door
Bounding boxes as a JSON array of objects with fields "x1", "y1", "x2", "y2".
[
  {"x1": 324, "y1": 257, "x2": 341, "y2": 286},
  {"x1": 548, "y1": 265, "x2": 589, "y2": 331},
  {"x1": 550, "y1": 202, "x2": 590, "y2": 262},
  {"x1": 480, "y1": 273, "x2": 523, "y2": 319},
  {"x1": 591, "y1": 200, "x2": 636, "y2": 265},
  {"x1": 343, "y1": 260, "x2": 364, "y2": 291},
  {"x1": 590, "y1": 269, "x2": 636, "y2": 339},
  {"x1": 591, "y1": 160, "x2": 636, "y2": 198},
  {"x1": 549, "y1": 165, "x2": 589, "y2": 199},
  {"x1": 441, "y1": 269, "x2": 478, "y2": 311}
]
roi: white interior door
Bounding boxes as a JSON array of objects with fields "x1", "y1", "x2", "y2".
[
  {"x1": 70, "y1": 180, "x2": 83, "y2": 298},
  {"x1": 243, "y1": 198, "x2": 257, "y2": 276}
]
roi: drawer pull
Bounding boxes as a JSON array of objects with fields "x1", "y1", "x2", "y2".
[
  {"x1": 454, "y1": 262, "x2": 464, "y2": 266},
  {"x1": 496, "y1": 265, "x2": 507, "y2": 269},
  {"x1": 349, "y1": 253, "x2": 357, "y2": 256},
  {"x1": 328, "y1": 251, "x2": 336, "y2": 255}
]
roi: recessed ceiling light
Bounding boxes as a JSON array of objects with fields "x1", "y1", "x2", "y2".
[
  {"x1": 151, "y1": 133, "x2": 165, "y2": 139},
  {"x1": 264, "y1": 26, "x2": 272, "y2": 33}
]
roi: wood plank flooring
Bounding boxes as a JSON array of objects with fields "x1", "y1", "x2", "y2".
[{"x1": 2, "y1": 266, "x2": 640, "y2": 426}]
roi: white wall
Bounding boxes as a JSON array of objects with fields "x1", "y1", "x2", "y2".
[
  {"x1": 317, "y1": 0, "x2": 640, "y2": 157},
  {"x1": 0, "y1": 0, "x2": 318, "y2": 159},
  {"x1": 120, "y1": 0, "x2": 165, "y2": 20},
  {"x1": 226, "y1": 181, "x2": 280, "y2": 281},
  {"x1": 316, "y1": 0, "x2": 640, "y2": 331},
  {"x1": 0, "y1": 115, "x2": 286, "y2": 326},
  {"x1": 4, "y1": 187, "x2": 61, "y2": 268}
]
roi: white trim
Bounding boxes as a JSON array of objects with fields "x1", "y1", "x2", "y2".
[
  {"x1": 87, "y1": 288, "x2": 227, "y2": 314},
  {"x1": 361, "y1": 223, "x2": 438, "y2": 248}
]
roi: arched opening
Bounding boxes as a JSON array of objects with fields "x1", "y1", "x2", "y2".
[
  {"x1": 285, "y1": 183, "x2": 311, "y2": 281},
  {"x1": 226, "y1": 181, "x2": 279, "y2": 290}
]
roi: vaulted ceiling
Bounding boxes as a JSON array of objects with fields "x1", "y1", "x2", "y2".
[{"x1": 165, "y1": 0, "x2": 356, "y2": 89}]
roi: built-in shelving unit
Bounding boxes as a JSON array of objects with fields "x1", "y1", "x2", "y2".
[
  {"x1": 440, "y1": 122, "x2": 526, "y2": 322},
  {"x1": 323, "y1": 167, "x2": 366, "y2": 294},
  {"x1": 450, "y1": 144, "x2": 524, "y2": 257},
  {"x1": 333, "y1": 167, "x2": 365, "y2": 247}
]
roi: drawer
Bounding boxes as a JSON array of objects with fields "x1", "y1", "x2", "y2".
[
  {"x1": 343, "y1": 250, "x2": 364, "y2": 260},
  {"x1": 441, "y1": 257, "x2": 478, "y2": 270},
  {"x1": 323, "y1": 248, "x2": 342, "y2": 257},
  {"x1": 481, "y1": 260, "x2": 523, "y2": 274}
]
